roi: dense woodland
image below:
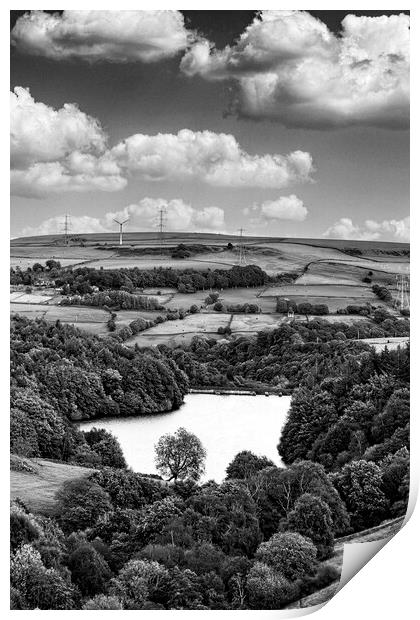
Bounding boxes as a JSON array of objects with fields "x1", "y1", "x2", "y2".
[{"x1": 10, "y1": 311, "x2": 409, "y2": 609}]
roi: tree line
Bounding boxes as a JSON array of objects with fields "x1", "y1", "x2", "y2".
[{"x1": 11, "y1": 262, "x2": 288, "y2": 294}]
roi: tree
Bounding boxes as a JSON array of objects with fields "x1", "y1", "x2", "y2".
[
  {"x1": 284, "y1": 493, "x2": 334, "y2": 559},
  {"x1": 154, "y1": 427, "x2": 206, "y2": 482},
  {"x1": 255, "y1": 532, "x2": 317, "y2": 581},
  {"x1": 184, "y1": 543, "x2": 225, "y2": 575},
  {"x1": 55, "y1": 478, "x2": 112, "y2": 533},
  {"x1": 10, "y1": 511, "x2": 39, "y2": 553},
  {"x1": 225, "y1": 451, "x2": 275, "y2": 480},
  {"x1": 67, "y1": 543, "x2": 111, "y2": 597},
  {"x1": 11, "y1": 544, "x2": 76, "y2": 610},
  {"x1": 83, "y1": 595, "x2": 123, "y2": 609},
  {"x1": 83, "y1": 427, "x2": 127, "y2": 469},
  {"x1": 46, "y1": 259, "x2": 61, "y2": 271},
  {"x1": 110, "y1": 559, "x2": 169, "y2": 609},
  {"x1": 333, "y1": 460, "x2": 388, "y2": 529},
  {"x1": 246, "y1": 562, "x2": 299, "y2": 609}
]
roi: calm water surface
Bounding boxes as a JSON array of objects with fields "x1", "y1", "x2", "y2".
[{"x1": 79, "y1": 394, "x2": 291, "y2": 482}]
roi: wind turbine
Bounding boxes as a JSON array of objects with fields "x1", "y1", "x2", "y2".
[{"x1": 113, "y1": 218, "x2": 129, "y2": 246}]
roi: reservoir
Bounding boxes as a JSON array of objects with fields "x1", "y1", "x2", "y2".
[{"x1": 79, "y1": 394, "x2": 291, "y2": 482}]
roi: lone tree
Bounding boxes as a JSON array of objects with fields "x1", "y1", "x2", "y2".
[{"x1": 154, "y1": 427, "x2": 206, "y2": 482}]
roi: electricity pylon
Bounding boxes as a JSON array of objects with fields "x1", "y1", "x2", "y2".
[
  {"x1": 395, "y1": 274, "x2": 410, "y2": 312},
  {"x1": 238, "y1": 227, "x2": 247, "y2": 266},
  {"x1": 157, "y1": 206, "x2": 167, "y2": 253},
  {"x1": 62, "y1": 214, "x2": 71, "y2": 246}
]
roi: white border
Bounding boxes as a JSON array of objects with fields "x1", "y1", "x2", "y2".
[{"x1": 3, "y1": 3, "x2": 418, "y2": 619}]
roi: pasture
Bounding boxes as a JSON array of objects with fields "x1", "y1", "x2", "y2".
[
  {"x1": 85, "y1": 255, "x2": 235, "y2": 271},
  {"x1": 230, "y1": 314, "x2": 285, "y2": 332},
  {"x1": 10, "y1": 245, "x2": 117, "y2": 269},
  {"x1": 10, "y1": 291, "x2": 54, "y2": 304},
  {"x1": 10, "y1": 457, "x2": 93, "y2": 515},
  {"x1": 260, "y1": 283, "x2": 375, "y2": 298},
  {"x1": 127, "y1": 313, "x2": 231, "y2": 344}
]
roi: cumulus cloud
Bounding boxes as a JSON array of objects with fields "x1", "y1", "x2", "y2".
[
  {"x1": 11, "y1": 87, "x2": 126, "y2": 197},
  {"x1": 323, "y1": 216, "x2": 409, "y2": 241},
  {"x1": 21, "y1": 198, "x2": 225, "y2": 237},
  {"x1": 21, "y1": 215, "x2": 108, "y2": 238},
  {"x1": 11, "y1": 10, "x2": 192, "y2": 63},
  {"x1": 11, "y1": 86, "x2": 106, "y2": 168},
  {"x1": 11, "y1": 160, "x2": 126, "y2": 198},
  {"x1": 11, "y1": 88, "x2": 314, "y2": 197},
  {"x1": 111, "y1": 129, "x2": 313, "y2": 188},
  {"x1": 245, "y1": 194, "x2": 308, "y2": 224},
  {"x1": 181, "y1": 10, "x2": 409, "y2": 129},
  {"x1": 107, "y1": 198, "x2": 225, "y2": 232}
]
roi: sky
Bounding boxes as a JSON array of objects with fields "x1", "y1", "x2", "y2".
[{"x1": 10, "y1": 10, "x2": 410, "y2": 241}]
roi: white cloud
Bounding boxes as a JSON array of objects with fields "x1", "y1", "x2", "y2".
[
  {"x1": 11, "y1": 160, "x2": 127, "y2": 198},
  {"x1": 11, "y1": 88, "x2": 314, "y2": 197},
  {"x1": 323, "y1": 216, "x2": 409, "y2": 241},
  {"x1": 245, "y1": 194, "x2": 308, "y2": 223},
  {"x1": 11, "y1": 86, "x2": 106, "y2": 168},
  {"x1": 260, "y1": 195, "x2": 307, "y2": 221},
  {"x1": 111, "y1": 129, "x2": 313, "y2": 188},
  {"x1": 181, "y1": 11, "x2": 409, "y2": 129},
  {"x1": 11, "y1": 10, "x2": 192, "y2": 63},
  {"x1": 11, "y1": 87, "x2": 126, "y2": 197},
  {"x1": 21, "y1": 215, "x2": 108, "y2": 237},
  {"x1": 107, "y1": 198, "x2": 225, "y2": 232},
  {"x1": 21, "y1": 197, "x2": 226, "y2": 237}
]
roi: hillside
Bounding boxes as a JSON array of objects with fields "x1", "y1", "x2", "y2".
[
  {"x1": 10, "y1": 456, "x2": 95, "y2": 515},
  {"x1": 11, "y1": 231, "x2": 409, "y2": 253}
]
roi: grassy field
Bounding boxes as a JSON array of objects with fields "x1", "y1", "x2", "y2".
[
  {"x1": 10, "y1": 457, "x2": 94, "y2": 515},
  {"x1": 127, "y1": 313, "x2": 231, "y2": 346},
  {"x1": 10, "y1": 291, "x2": 54, "y2": 304},
  {"x1": 10, "y1": 245, "x2": 117, "y2": 269},
  {"x1": 85, "y1": 255, "x2": 235, "y2": 271},
  {"x1": 261, "y1": 284, "x2": 375, "y2": 298}
]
